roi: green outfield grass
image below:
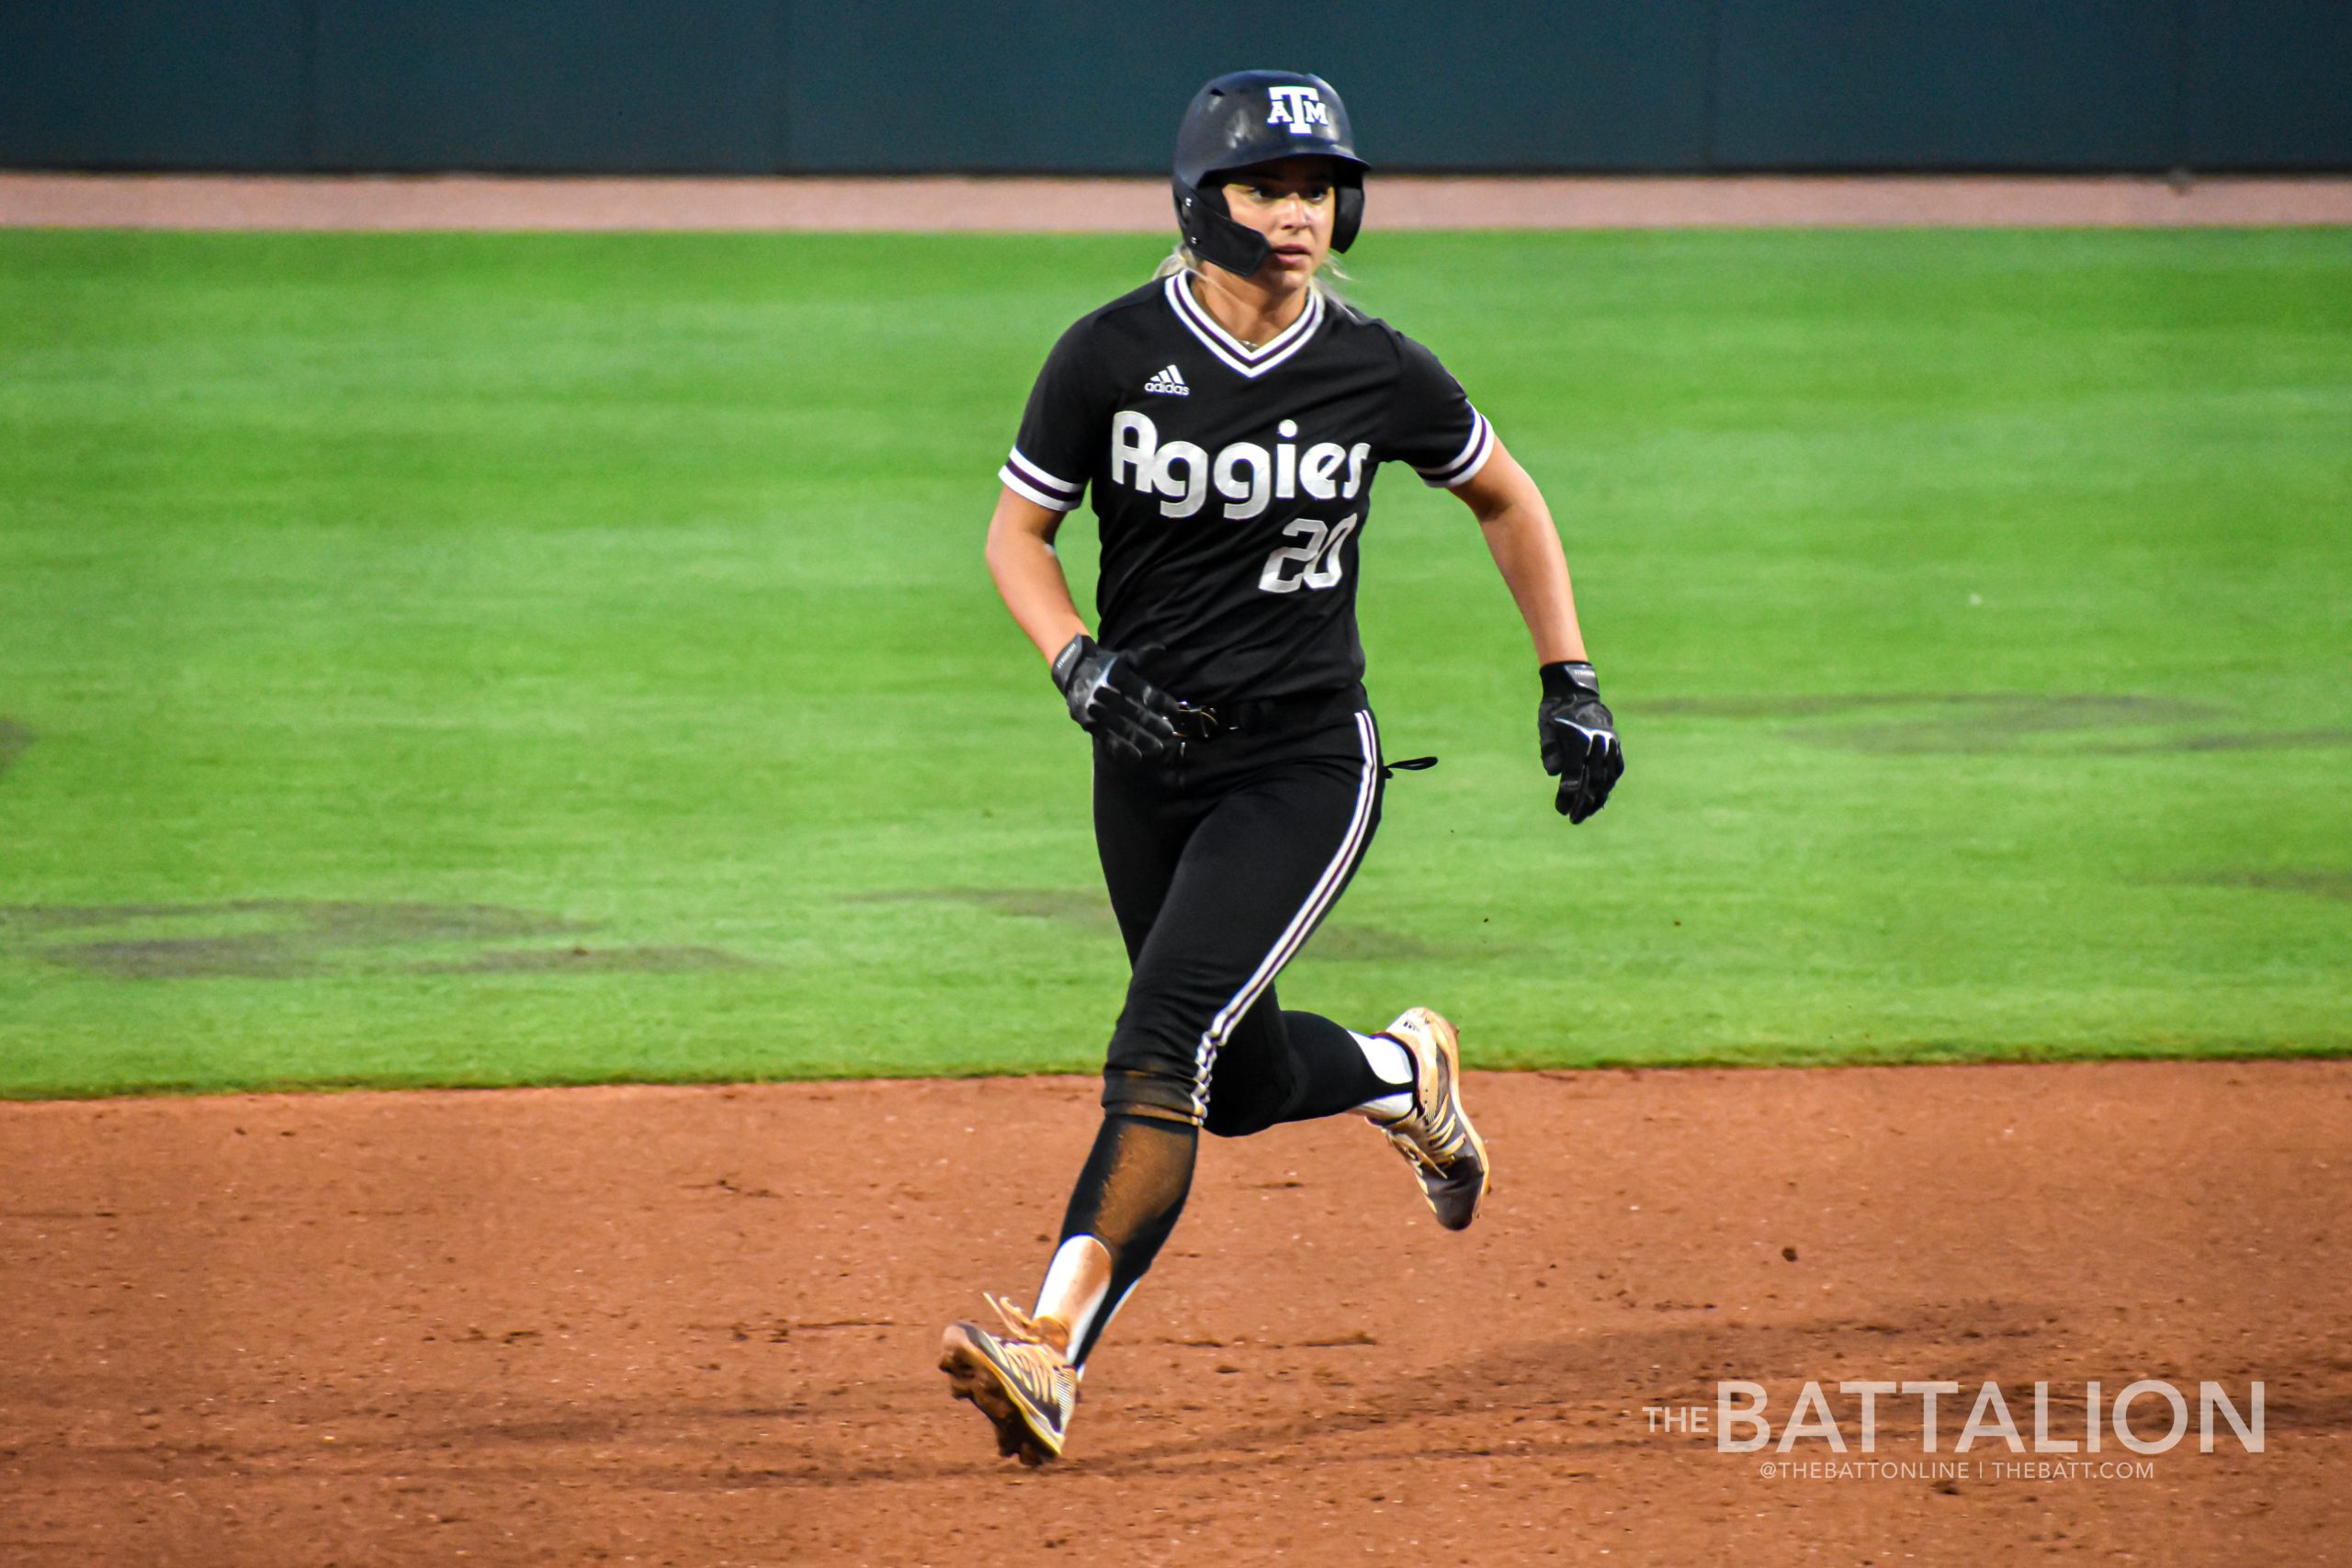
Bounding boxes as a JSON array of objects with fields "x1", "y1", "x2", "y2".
[{"x1": 1, "y1": 227, "x2": 2346, "y2": 1099}]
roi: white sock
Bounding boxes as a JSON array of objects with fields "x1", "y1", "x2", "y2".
[
  {"x1": 1351, "y1": 1029, "x2": 1414, "y2": 1122},
  {"x1": 1034, "y1": 1235, "x2": 1112, "y2": 1353}
]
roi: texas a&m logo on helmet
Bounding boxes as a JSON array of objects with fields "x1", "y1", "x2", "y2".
[{"x1": 1265, "y1": 85, "x2": 1332, "y2": 137}]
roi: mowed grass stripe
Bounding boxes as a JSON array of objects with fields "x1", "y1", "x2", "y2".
[{"x1": 0, "y1": 230, "x2": 2346, "y2": 1098}]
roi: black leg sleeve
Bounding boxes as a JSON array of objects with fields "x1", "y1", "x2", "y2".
[{"x1": 1057, "y1": 1111, "x2": 1199, "y2": 1365}]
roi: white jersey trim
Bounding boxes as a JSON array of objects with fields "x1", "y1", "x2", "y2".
[
  {"x1": 1187, "y1": 709, "x2": 1380, "y2": 1121},
  {"x1": 1163, "y1": 273, "x2": 1325, "y2": 380},
  {"x1": 1001, "y1": 446, "x2": 1083, "y2": 512},
  {"x1": 1418, "y1": 409, "x2": 1495, "y2": 489}
]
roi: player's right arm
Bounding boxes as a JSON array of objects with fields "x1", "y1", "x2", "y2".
[
  {"x1": 992, "y1": 315, "x2": 1105, "y2": 666},
  {"x1": 989, "y1": 313, "x2": 1182, "y2": 761},
  {"x1": 985, "y1": 488, "x2": 1089, "y2": 665},
  {"x1": 988, "y1": 486, "x2": 1182, "y2": 763}
]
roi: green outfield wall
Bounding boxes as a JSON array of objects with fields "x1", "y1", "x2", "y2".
[{"x1": 4, "y1": 0, "x2": 2348, "y2": 175}]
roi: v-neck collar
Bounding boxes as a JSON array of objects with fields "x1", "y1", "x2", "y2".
[{"x1": 1164, "y1": 273, "x2": 1324, "y2": 379}]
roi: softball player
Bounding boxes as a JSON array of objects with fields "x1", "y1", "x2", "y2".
[{"x1": 939, "y1": 69, "x2": 1623, "y2": 1465}]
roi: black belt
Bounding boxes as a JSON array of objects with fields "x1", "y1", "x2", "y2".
[{"x1": 1166, "y1": 684, "x2": 1366, "y2": 742}]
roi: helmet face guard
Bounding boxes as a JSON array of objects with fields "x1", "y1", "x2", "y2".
[{"x1": 1172, "y1": 71, "x2": 1368, "y2": 279}]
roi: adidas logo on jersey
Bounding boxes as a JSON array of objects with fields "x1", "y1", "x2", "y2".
[{"x1": 1142, "y1": 365, "x2": 1190, "y2": 397}]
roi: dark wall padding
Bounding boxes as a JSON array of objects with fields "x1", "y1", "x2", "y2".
[
  {"x1": 779, "y1": 3, "x2": 1717, "y2": 172},
  {"x1": 0, "y1": 0, "x2": 312, "y2": 169},
  {"x1": 2185, "y1": 0, "x2": 2352, "y2": 170},
  {"x1": 311, "y1": 0, "x2": 787, "y2": 172},
  {"x1": 1712, "y1": 0, "x2": 2184, "y2": 169},
  {"x1": 4, "y1": 0, "x2": 2346, "y2": 174}
]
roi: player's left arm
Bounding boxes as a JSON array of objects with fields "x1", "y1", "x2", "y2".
[
  {"x1": 1451, "y1": 440, "x2": 1585, "y2": 665},
  {"x1": 1451, "y1": 439, "x2": 1624, "y2": 824}
]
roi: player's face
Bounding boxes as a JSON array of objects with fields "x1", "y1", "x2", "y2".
[{"x1": 1218, "y1": 157, "x2": 1339, "y2": 283}]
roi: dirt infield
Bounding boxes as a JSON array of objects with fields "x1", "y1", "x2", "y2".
[
  {"x1": 2, "y1": 1061, "x2": 2344, "y2": 1565},
  {"x1": 5, "y1": 172, "x2": 2350, "y2": 231}
]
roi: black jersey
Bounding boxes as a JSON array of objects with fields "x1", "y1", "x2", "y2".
[{"x1": 998, "y1": 273, "x2": 1494, "y2": 705}]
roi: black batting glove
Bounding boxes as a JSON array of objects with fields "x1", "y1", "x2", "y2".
[
  {"x1": 1051, "y1": 634, "x2": 1183, "y2": 764},
  {"x1": 1537, "y1": 660, "x2": 1623, "y2": 824}
]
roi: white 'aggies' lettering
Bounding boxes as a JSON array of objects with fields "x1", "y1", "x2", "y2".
[
  {"x1": 1110, "y1": 411, "x2": 1156, "y2": 491},
  {"x1": 1150, "y1": 439, "x2": 1209, "y2": 519},
  {"x1": 1214, "y1": 443, "x2": 1272, "y2": 519},
  {"x1": 1299, "y1": 442, "x2": 1347, "y2": 500},
  {"x1": 1110, "y1": 411, "x2": 1366, "y2": 520}
]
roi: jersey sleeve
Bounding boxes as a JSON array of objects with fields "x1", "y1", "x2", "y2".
[
  {"x1": 999, "y1": 320, "x2": 1107, "y2": 513},
  {"x1": 1381, "y1": 333, "x2": 1496, "y2": 490}
]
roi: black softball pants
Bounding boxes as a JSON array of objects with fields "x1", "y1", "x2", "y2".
[{"x1": 1091, "y1": 706, "x2": 1392, "y2": 1134}]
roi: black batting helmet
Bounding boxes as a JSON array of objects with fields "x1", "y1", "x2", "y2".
[{"x1": 1172, "y1": 70, "x2": 1368, "y2": 278}]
